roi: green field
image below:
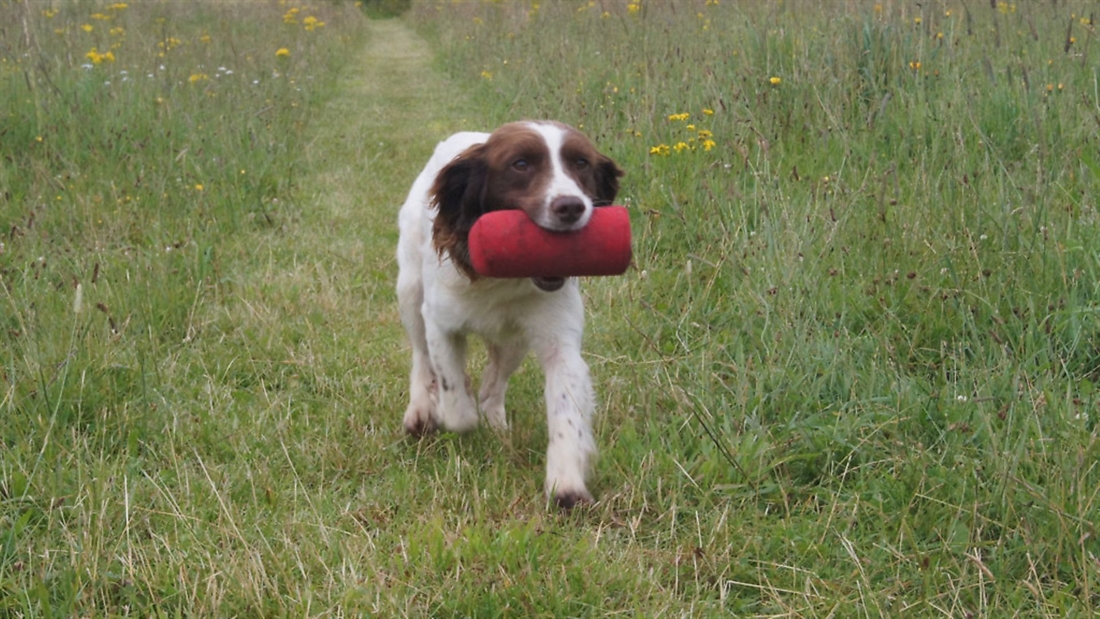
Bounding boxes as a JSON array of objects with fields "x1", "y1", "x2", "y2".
[{"x1": 2, "y1": 0, "x2": 1098, "y2": 615}]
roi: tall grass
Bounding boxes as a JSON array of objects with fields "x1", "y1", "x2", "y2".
[
  {"x1": 410, "y1": 0, "x2": 1099, "y2": 614},
  {"x1": 1, "y1": 1, "x2": 366, "y2": 614}
]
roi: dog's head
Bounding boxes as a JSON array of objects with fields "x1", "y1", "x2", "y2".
[{"x1": 430, "y1": 121, "x2": 624, "y2": 280}]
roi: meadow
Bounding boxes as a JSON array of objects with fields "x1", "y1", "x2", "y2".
[{"x1": 2, "y1": 0, "x2": 1098, "y2": 616}]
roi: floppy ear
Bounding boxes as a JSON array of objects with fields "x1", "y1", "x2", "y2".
[
  {"x1": 430, "y1": 144, "x2": 488, "y2": 279},
  {"x1": 594, "y1": 155, "x2": 625, "y2": 206}
]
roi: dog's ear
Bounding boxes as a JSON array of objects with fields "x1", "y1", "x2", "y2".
[
  {"x1": 430, "y1": 144, "x2": 488, "y2": 279},
  {"x1": 594, "y1": 155, "x2": 625, "y2": 206}
]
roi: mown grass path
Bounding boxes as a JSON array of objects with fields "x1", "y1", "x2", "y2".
[{"x1": 247, "y1": 16, "x2": 477, "y2": 419}]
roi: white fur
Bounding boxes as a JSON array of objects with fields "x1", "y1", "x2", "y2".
[
  {"x1": 395, "y1": 124, "x2": 598, "y2": 504},
  {"x1": 528, "y1": 122, "x2": 595, "y2": 230}
]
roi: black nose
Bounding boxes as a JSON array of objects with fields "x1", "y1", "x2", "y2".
[{"x1": 550, "y1": 196, "x2": 586, "y2": 225}]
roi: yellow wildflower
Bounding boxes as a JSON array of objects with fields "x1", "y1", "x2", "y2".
[
  {"x1": 769, "y1": 76, "x2": 781, "y2": 85},
  {"x1": 85, "y1": 48, "x2": 115, "y2": 64},
  {"x1": 90, "y1": 13, "x2": 110, "y2": 21},
  {"x1": 673, "y1": 141, "x2": 690, "y2": 153},
  {"x1": 276, "y1": 47, "x2": 291, "y2": 58},
  {"x1": 189, "y1": 73, "x2": 209, "y2": 83},
  {"x1": 667, "y1": 112, "x2": 690, "y2": 122},
  {"x1": 43, "y1": 9, "x2": 58, "y2": 18},
  {"x1": 82, "y1": 24, "x2": 94, "y2": 33},
  {"x1": 702, "y1": 139, "x2": 716, "y2": 151},
  {"x1": 649, "y1": 144, "x2": 670, "y2": 156},
  {"x1": 702, "y1": 108, "x2": 714, "y2": 115},
  {"x1": 627, "y1": 2, "x2": 640, "y2": 15}
]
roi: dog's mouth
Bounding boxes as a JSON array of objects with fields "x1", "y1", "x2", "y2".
[{"x1": 531, "y1": 276, "x2": 566, "y2": 292}]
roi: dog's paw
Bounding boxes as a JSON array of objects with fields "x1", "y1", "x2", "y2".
[
  {"x1": 480, "y1": 402, "x2": 509, "y2": 433},
  {"x1": 553, "y1": 488, "x2": 594, "y2": 510},
  {"x1": 403, "y1": 403, "x2": 438, "y2": 437},
  {"x1": 439, "y1": 405, "x2": 479, "y2": 433}
]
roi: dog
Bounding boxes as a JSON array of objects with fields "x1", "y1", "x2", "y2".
[{"x1": 395, "y1": 121, "x2": 624, "y2": 507}]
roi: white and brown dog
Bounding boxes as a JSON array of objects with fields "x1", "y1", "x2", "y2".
[{"x1": 396, "y1": 121, "x2": 624, "y2": 507}]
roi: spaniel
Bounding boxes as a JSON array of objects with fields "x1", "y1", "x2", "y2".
[{"x1": 395, "y1": 121, "x2": 624, "y2": 508}]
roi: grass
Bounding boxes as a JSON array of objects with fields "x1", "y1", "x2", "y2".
[{"x1": 1, "y1": 0, "x2": 1098, "y2": 616}]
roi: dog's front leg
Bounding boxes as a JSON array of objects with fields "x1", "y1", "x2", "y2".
[
  {"x1": 424, "y1": 322, "x2": 480, "y2": 433},
  {"x1": 537, "y1": 341, "x2": 597, "y2": 508}
]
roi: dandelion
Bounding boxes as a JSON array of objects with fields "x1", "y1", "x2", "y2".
[
  {"x1": 194, "y1": 184, "x2": 204, "y2": 191},
  {"x1": 914, "y1": 16, "x2": 922, "y2": 25},
  {"x1": 85, "y1": 48, "x2": 115, "y2": 64},
  {"x1": 702, "y1": 139, "x2": 716, "y2": 151},
  {"x1": 673, "y1": 141, "x2": 690, "y2": 153},
  {"x1": 649, "y1": 144, "x2": 670, "y2": 156},
  {"x1": 769, "y1": 76, "x2": 781, "y2": 85},
  {"x1": 702, "y1": 108, "x2": 714, "y2": 116},
  {"x1": 276, "y1": 47, "x2": 291, "y2": 58}
]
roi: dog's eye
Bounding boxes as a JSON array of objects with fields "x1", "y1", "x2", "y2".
[
  {"x1": 575, "y1": 158, "x2": 589, "y2": 169},
  {"x1": 512, "y1": 158, "x2": 529, "y2": 171}
]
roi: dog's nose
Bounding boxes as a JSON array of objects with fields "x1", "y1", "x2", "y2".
[{"x1": 550, "y1": 196, "x2": 586, "y2": 225}]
